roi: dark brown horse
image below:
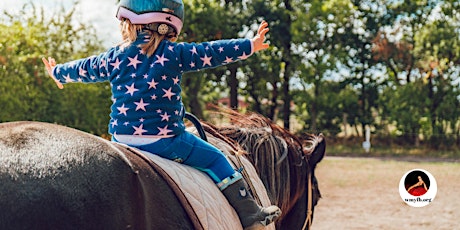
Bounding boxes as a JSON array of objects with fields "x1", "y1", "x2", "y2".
[
  {"x1": 0, "y1": 112, "x2": 325, "y2": 230},
  {"x1": 201, "y1": 111, "x2": 325, "y2": 230}
]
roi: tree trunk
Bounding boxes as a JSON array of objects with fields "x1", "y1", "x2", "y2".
[
  {"x1": 282, "y1": 0, "x2": 293, "y2": 130},
  {"x1": 228, "y1": 65, "x2": 238, "y2": 109},
  {"x1": 268, "y1": 81, "x2": 278, "y2": 121}
]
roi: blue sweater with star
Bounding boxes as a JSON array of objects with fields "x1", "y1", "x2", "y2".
[{"x1": 52, "y1": 32, "x2": 253, "y2": 137}]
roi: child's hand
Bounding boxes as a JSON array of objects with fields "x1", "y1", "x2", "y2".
[
  {"x1": 42, "y1": 57, "x2": 64, "y2": 89},
  {"x1": 252, "y1": 20, "x2": 270, "y2": 52}
]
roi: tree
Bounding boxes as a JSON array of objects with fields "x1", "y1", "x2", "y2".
[
  {"x1": 247, "y1": 0, "x2": 295, "y2": 127},
  {"x1": 0, "y1": 3, "x2": 110, "y2": 135},
  {"x1": 180, "y1": 0, "x2": 250, "y2": 117},
  {"x1": 375, "y1": 0, "x2": 460, "y2": 146}
]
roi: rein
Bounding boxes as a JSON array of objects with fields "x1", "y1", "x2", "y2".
[{"x1": 301, "y1": 172, "x2": 313, "y2": 230}]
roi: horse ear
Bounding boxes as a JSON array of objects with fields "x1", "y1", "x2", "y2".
[{"x1": 308, "y1": 134, "x2": 326, "y2": 168}]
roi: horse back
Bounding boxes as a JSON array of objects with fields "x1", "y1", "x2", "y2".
[{"x1": 0, "y1": 121, "x2": 193, "y2": 230}]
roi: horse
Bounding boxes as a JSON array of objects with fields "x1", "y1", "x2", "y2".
[
  {"x1": 201, "y1": 111, "x2": 325, "y2": 230},
  {"x1": 0, "y1": 112, "x2": 325, "y2": 230}
]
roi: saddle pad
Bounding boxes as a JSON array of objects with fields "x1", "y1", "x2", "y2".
[{"x1": 138, "y1": 131, "x2": 276, "y2": 230}]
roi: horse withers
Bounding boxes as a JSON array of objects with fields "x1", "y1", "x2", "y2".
[{"x1": 0, "y1": 112, "x2": 325, "y2": 230}]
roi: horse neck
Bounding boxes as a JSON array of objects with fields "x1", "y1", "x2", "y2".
[{"x1": 239, "y1": 129, "x2": 309, "y2": 219}]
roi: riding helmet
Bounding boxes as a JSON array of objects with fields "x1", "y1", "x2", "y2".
[{"x1": 116, "y1": 0, "x2": 184, "y2": 35}]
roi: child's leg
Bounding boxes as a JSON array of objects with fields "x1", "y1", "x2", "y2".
[
  {"x1": 122, "y1": 132, "x2": 281, "y2": 229},
  {"x1": 165, "y1": 132, "x2": 281, "y2": 229},
  {"x1": 122, "y1": 131, "x2": 235, "y2": 182},
  {"x1": 176, "y1": 131, "x2": 236, "y2": 182}
]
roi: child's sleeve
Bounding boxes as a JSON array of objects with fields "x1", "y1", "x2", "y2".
[
  {"x1": 52, "y1": 51, "x2": 112, "y2": 84},
  {"x1": 174, "y1": 38, "x2": 254, "y2": 73}
]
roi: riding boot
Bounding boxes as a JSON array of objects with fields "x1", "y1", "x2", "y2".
[{"x1": 219, "y1": 173, "x2": 281, "y2": 230}]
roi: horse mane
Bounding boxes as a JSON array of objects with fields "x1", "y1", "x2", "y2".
[{"x1": 198, "y1": 108, "x2": 322, "y2": 216}]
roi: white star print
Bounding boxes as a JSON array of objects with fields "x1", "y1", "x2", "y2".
[
  {"x1": 238, "y1": 52, "x2": 250, "y2": 60},
  {"x1": 53, "y1": 37, "x2": 254, "y2": 140},
  {"x1": 162, "y1": 87, "x2": 176, "y2": 100},
  {"x1": 125, "y1": 83, "x2": 139, "y2": 96},
  {"x1": 223, "y1": 56, "x2": 233, "y2": 64},
  {"x1": 117, "y1": 103, "x2": 129, "y2": 116},
  {"x1": 134, "y1": 98, "x2": 149, "y2": 111},
  {"x1": 147, "y1": 79, "x2": 159, "y2": 89},
  {"x1": 127, "y1": 54, "x2": 142, "y2": 69},
  {"x1": 160, "y1": 112, "x2": 170, "y2": 121},
  {"x1": 157, "y1": 125, "x2": 172, "y2": 136},
  {"x1": 172, "y1": 76, "x2": 180, "y2": 85},
  {"x1": 100, "y1": 59, "x2": 107, "y2": 69},
  {"x1": 79, "y1": 68, "x2": 87, "y2": 77},
  {"x1": 190, "y1": 46, "x2": 198, "y2": 55},
  {"x1": 133, "y1": 124, "x2": 147, "y2": 135},
  {"x1": 63, "y1": 74, "x2": 74, "y2": 83},
  {"x1": 111, "y1": 119, "x2": 118, "y2": 127},
  {"x1": 201, "y1": 55, "x2": 212, "y2": 67},
  {"x1": 154, "y1": 54, "x2": 169, "y2": 66},
  {"x1": 110, "y1": 58, "x2": 123, "y2": 70}
]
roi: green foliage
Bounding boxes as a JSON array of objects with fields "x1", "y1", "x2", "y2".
[
  {"x1": 0, "y1": 3, "x2": 110, "y2": 135},
  {"x1": 379, "y1": 81, "x2": 428, "y2": 144},
  {"x1": 2, "y1": 0, "x2": 460, "y2": 149}
]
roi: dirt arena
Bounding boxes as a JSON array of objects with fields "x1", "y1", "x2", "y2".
[{"x1": 312, "y1": 157, "x2": 460, "y2": 230}]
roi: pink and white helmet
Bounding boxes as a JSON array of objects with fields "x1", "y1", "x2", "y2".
[{"x1": 116, "y1": 0, "x2": 184, "y2": 35}]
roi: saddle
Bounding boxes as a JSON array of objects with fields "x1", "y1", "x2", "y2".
[{"x1": 114, "y1": 129, "x2": 276, "y2": 230}]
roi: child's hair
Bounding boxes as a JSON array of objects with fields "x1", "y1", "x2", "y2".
[{"x1": 119, "y1": 19, "x2": 178, "y2": 57}]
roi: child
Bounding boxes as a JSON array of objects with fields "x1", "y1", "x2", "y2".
[{"x1": 43, "y1": 0, "x2": 281, "y2": 228}]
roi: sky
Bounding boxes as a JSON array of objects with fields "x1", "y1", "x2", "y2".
[{"x1": 0, "y1": 0, "x2": 121, "y2": 47}]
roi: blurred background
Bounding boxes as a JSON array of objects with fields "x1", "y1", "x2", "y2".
[{"x1": 1, "y1": 0, "x2": 459, "y2": 158}]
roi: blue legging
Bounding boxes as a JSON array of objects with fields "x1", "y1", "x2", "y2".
[{"x1": 115, "y1": 131, "x2": 236, "y2": 183}]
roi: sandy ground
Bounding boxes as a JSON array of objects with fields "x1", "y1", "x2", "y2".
[{"x1": 312, "y1": 157, "x2": 460, "y2": 230}]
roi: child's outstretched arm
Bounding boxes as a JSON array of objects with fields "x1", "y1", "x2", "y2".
[
  {"x1": 42, "y1": 57, "x2": 64, "y2": 89},
  {"x1": 252, "y1": 20, "x2": 270, "y2": 52}
]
